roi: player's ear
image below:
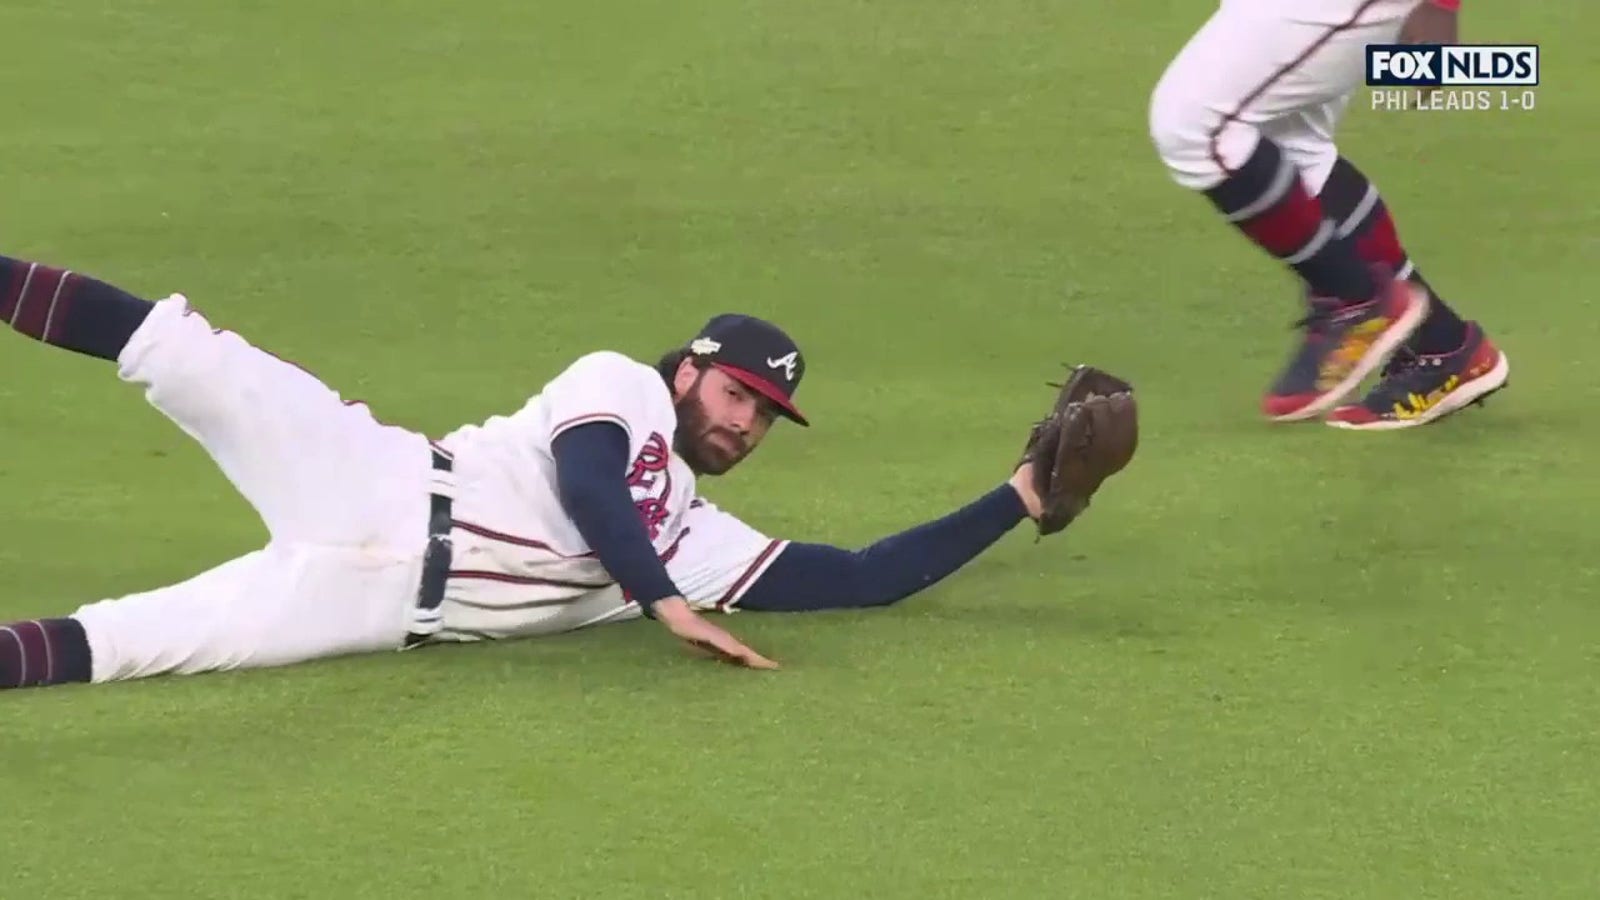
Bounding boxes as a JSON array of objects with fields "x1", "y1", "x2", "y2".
[{"x1": 672, "y1": 357, "x2": 700, "y2": 400}]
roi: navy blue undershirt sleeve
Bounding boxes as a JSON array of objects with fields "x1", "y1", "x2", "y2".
[
  {"x1": 551, "y1": 421, "x2": 680, "y2": 614},
  {"x1": 737, "y1": 484, "x2": 1028, "y2": 612}
]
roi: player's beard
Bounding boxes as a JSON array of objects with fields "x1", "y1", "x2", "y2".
[{"x1": 674, "y1": 386, "x2": 750, "y2": 477}]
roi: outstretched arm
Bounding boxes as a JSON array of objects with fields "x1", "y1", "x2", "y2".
[
  {"x1": 736, "y1": 471, "x2": 1041, "y2": 613},
  {"x1": 736, "y1": 364, "x2": 1138, "y2": 613}
]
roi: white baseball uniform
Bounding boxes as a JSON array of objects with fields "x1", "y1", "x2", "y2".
[
  {"x1": 1150, "y1": 0, "x2": 1423, "y2": 193},
  {"x1": 71, "y1": 296, "x2": 787, "y2": 683}
]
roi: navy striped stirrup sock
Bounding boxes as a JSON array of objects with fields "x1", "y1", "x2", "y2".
[{"x1": 0, "y1": 255, "x2": 153, "y2": 361}]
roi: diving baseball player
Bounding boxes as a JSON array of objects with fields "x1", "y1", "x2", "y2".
[
  {"x1": 1148, "y1": 0, "x2": 1509, "y2": 428},
  {"x1": 0, "y1": 251, "x2": 1137, "y2": 690}
]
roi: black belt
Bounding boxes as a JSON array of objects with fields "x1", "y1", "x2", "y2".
[{"x1": 404, "y1": 445, "x2": 456, "y2": 648}]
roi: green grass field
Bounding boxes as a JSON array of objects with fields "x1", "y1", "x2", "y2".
[{"x1": 3, "y1": 1, "x2": 1596, "y2": 897}]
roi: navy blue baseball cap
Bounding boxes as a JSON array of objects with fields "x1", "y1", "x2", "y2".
[{"x1": 686, "y1": 314, "x2": 809, "y2": 426}]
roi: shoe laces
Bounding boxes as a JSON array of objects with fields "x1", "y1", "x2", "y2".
[
  {"x1": 1366, "y1": 348, "x2": 1444, "y2": 404},
  {"x1": 1380, "y1": 346, "x2": 1421, "y2": 379},
  {"x1": 1291, "y1": 298, "x2": 1344, "y2": 337}
]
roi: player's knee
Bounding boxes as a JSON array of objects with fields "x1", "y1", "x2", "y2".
[
  {"x1": 117, "y1": 296, "x2": 221, "y2": 385},
  {"x1": 1283, "y1": 144, "x2": 1340, "y2": 196},
  {"x1": 1147, "y1": 76, "x2": 1212, "y2": 179}
]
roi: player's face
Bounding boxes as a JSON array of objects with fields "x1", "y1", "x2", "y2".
[{"x1": 673, "y1": 364, "x2": 778, "y2": 476}]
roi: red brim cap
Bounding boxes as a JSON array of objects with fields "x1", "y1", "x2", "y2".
[{"x1": 711, "y1": 362, "x2": 810, "y2": 427}]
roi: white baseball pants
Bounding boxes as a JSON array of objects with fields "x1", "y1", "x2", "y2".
[
  {"x1": 70, "y1": 296, "x2": 434, "y2": 683},
  {"x1": 1149, "y1": 0, "x2": 1420, "y2": 193}
]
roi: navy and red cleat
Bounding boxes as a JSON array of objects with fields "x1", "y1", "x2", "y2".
[
  {"x1": 1325, "y1": 321, "x2": 1509, "y2": 430},
  {"x1": 1261, "y1": 275, "x2": 1428, "y2": 422}
]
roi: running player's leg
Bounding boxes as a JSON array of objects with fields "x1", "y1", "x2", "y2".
[
  {"x1": 1267, "y1": 100, "x2": 1511, "y2": 429},
  {"x1": 1146, "y1": 0, "x2": 1427, "y2": 421}
]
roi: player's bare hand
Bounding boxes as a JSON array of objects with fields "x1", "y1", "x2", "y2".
[
  {"x1": 1398, "y1": 3, "x2": 1458, "y2": 45},
  {"x1": 652, "y1": 597, "x2": 779, "y2": 670},
  {"x1": 1008, "y1": 462, "x2": 1045, "y2": 522}
]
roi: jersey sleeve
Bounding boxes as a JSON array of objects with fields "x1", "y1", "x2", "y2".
[
  {"x1": 540, "y1": 351, "x2": 669, "y2": 444},
  {"x1": 665, "y1": 499, "x2": 789, "y2": 613}
]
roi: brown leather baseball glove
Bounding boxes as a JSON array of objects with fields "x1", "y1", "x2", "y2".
[{"x1": 1018, "y1": 365, "x2": 1138, "y2": 536}]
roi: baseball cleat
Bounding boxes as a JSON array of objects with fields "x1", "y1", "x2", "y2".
[
  {"x1": 1325, "y1": 322, "x2": 1509, "y2": 430},
  {"x1": 1261, "y1": 275, "x2": 1428, "y2": 422}
]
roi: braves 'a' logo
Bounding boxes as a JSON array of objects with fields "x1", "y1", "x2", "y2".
[
  {"x1": 766, "y1": 351, "x2": 799, "y2": 382},
  {"x1": 626, "y1": 432, "x2": 673, "y2": 540}
]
